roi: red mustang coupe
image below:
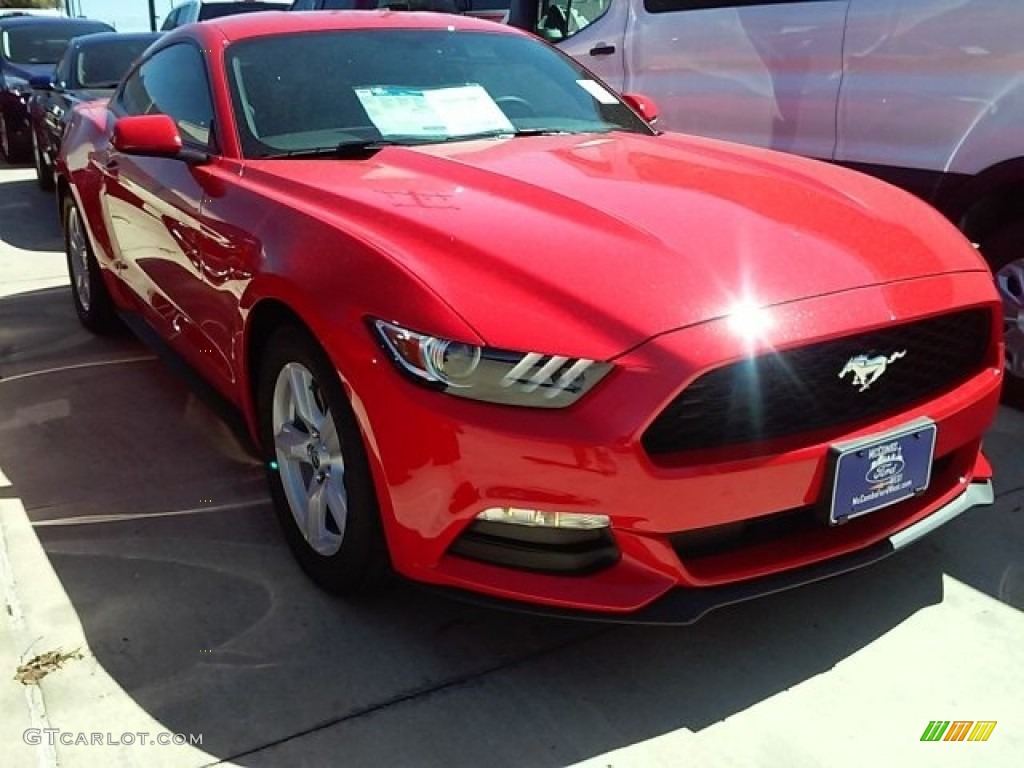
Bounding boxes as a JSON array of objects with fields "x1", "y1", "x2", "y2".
[{"x1": 57, "y1": 11, "x2": 1003, "y2": 622}]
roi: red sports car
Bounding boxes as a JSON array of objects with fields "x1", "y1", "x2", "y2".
[{"x1": 57, "y1": 11, "x2": 1003, "y2": 622}]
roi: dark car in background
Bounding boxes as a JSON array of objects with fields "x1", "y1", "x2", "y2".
[
  {"x1": 289, "y1": 0, "x2": 510, "y2": 23},
  {"x1": 161, "y1": 0, "x2": 290, "y2": 30},
  {"x1": 28, "y1": 32, "x2": 161, "y2": 190},
  {"x1": 0, "y1": 15, "x2": 112, "y2": 163}
]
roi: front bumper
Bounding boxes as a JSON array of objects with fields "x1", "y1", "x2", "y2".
[
  {"x1": 417, "y1": 478, "x2": 994, "y2": 624},
  {"x1": 340, "y1": 272, "x2": 1002, "y2": 617}
]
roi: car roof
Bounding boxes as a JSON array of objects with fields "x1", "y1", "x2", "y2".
[
  {"x1": 0, "y1": 16, "x2": 113, "y2": 30},
  {"x1": 196, "y1": 9, "x2": 516, "y2": 42}
]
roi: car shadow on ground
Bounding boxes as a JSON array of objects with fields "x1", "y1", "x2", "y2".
[
  {"x1": 4, "y1": 285, "x2": 1003, "y2": 766},
  {"x1": 0, "y1": 175, "x2": 62, "y2": 253}
]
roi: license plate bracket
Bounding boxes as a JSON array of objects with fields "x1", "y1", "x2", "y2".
[{"x1": 824, "y1": 418, "x2": 937, "y2": 525}]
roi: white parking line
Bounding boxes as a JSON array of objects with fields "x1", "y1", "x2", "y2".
[
  {"x1": 31, "y1": 499, "x2": 272, "y2": 528},
  {"x1": 0, "y1": 500, "x2": 61, "y2": 768},
  {"x1": 0, "y1": 494, "x2": 226, "y2": 767},
  {"x1": 0, "y1": 356, "x2": 157, "y2": 385}
]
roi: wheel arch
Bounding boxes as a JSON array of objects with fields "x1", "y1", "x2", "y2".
[
  {"x1": 937, "y1": 157, "x2": 1024, "y2": 244},
  {"x1": 242, "y1": 297, "x2": 404, "y2": 553},
  {"x1": 242, "y1": 298, "x2": 313, "y2": 444}
]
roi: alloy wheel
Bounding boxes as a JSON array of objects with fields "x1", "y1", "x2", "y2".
[
  {"x1": 997, "y1": 257, "x2": 1024, "y2": 380},
  {"x1": 271, "y1": 362, "x2": 348, "y2": 556},
  {"x1": 66, "y1": 205, "x2": 91, "y2": 312}
]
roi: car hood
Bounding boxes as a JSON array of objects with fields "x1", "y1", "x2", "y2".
[
  {"x1": 3, "y1": 61, "x2": 54, "y2": 83},
  {"x1": 245, "y1": 132, "x2": 987, "y2": 358}
]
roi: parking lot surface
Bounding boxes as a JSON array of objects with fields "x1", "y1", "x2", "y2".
[{"x1": 1, "y1": 162, "x2": 1022, "y2": 767}]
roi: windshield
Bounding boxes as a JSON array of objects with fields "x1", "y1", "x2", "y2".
[
  {"x1": 1, "y1": 21, "x2": 112, "y2": 65},
  {"x1": 73, "y1": 38, "x2": 156, "y2": 89},
  {"x1": 225, "y1": 29, "x2": 651, "y2": 159}
]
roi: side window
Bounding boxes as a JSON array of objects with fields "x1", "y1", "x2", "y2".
[
  {"x1": 160, "y1": 8, "x2": 179, "y2": 30},
  {"x1": 644, "y1": 0, "x2": 817, "y2": 11},
  {"x1": 116, "y1": 44, "x2": 216, "y2": 151},
  {"x1": 535, "y1": 0, "x2": 611, "y2": 42}
]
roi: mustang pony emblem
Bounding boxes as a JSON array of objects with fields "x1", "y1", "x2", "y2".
[{"x1": 838, "y1": 350, "x2": 907, "y2": 392}]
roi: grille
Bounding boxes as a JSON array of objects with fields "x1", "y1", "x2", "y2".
[{"x1": 643, "y1": 308, "x2": 992, "y2": 455}]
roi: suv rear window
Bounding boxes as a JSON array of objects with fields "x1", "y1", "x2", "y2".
[
  {"x1": 1, "y1": 21, "x2": 113, "y2": 64},
  {"x1": 198, "y1": 1, "x2": 289, "y2": 20}
]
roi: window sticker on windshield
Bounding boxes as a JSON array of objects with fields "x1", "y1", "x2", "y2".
[
  {"x1": 354, "y1": 84, "x2": 514, "y2": 138},
  {"x1": 576, "y1": 79, "x2": 618, "y2": 105}
]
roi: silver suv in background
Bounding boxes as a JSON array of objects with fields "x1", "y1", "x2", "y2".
[{"x1": 161, "y1": 0, "x2": 290, "y2": 29}]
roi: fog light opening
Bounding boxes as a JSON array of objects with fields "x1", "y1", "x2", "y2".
[{"x1": 476, "y1": 507, "x2": 611, "y2": 530}]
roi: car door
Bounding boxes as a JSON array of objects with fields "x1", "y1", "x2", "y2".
[
  {"x1": 99, "y1": 42, "x2": 232, "y2": 385},
  {"x1": 536, "y1": 0, "x2": 629, "y2": 90},
  {"x1": 622, "y1": 0, "x2": 850, "y2": 159},
  {"x1": 837, "y1": 0, "x2": 1024, "y2": 194}
]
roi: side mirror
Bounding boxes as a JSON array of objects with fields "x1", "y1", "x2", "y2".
[
  {"x1": 112, "y1": 114, "x2": 207, "y2": 164},
  {"x1": 621, "y1": 92, "x2": 659, "y2": 126},
  {"x1": 29, "y1": 74, "x2": 55, "y2": 91}
]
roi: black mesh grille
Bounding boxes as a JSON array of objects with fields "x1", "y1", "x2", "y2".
[{"x1": 643, "y1": 308, "x2": 992, "y2": 455}]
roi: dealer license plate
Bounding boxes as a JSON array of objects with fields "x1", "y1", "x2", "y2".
[{"x1": 826, "y1": 418, "x2": 937, "y2": 524}]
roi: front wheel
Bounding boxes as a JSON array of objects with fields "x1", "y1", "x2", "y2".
[
  {"x1": 257, "y1": 326, "x2": 390, "y2": 595},
  {"x1": 0, "y1": 111, "x2": 28, "y2": 164},
  {"x1": 981, "y1": 220, "x2": 1024, "y2": 408}
]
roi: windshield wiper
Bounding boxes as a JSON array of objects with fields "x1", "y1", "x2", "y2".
[
  {"x1": 258, "y1": 129, "x2": 587, "y2": 160},
  {"x1": 457, "y1": 128, "x2": 579, "y2": 140},
  {"x1": 259, "y1": 137, "x2": 447, "y2": 160}
]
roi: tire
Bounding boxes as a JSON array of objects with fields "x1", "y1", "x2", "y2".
[
  {"x1": 63, "y1": 196, "x2": 121, "y2": 334},
  {"x1": 257, "y1": 325, "x2": 390, "y2": 595},
  {"x1": 0, "y1": 111, "x2": 29, "y2": 164},
  {"x1": 980, "y1": 220, "x2": 1024, "y2": 408},
  {"x1": 33, "y1": 130, "x2": 54, "y2": 192}
]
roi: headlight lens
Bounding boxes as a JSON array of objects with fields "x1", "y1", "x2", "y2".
[
  {"x1": 5, "y1": 76, "x2": 29, "y2": 98},
  {"x1": 372, "y1": 319, "x2": 612, "y2": 408}
]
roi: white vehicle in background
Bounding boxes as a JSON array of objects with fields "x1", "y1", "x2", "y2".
[
  {"x1": 161, "y1": 0, "x2": 290, "y2": 29},
  {"x1": 0, "y1": 8, "x2": 66, "y2": 17},
  {"x1": 508, "y1": 0, "x2": 1024, "y2": 404}
]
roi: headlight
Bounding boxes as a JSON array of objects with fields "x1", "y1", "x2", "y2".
[
  {"x1": 372, "y1": 319, "x2": 612, "y2": 408},
  {"x1": 5, "y1": 76, "x2": 28, "y2": 96}
]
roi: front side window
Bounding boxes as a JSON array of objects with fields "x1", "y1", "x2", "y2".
[
  {"x1": 54, "y1": 44, "x2": 74, "y2": 88},
  {"x1": 1, "y1": 21, "x2": 112, "y2": 65},
  {"x1": 117, "y1": 44, "x2": 216, "y2": 150},
  {"x1": 160, "y1": 8, "x2": 177, "y2": 30},
  {"x1": 535, "y1": 0, "x2": 611, "y2": 42},
  {"x1": 644, "y1": 0, "x2": 833, "y2": 10},
  {"x1": 318, "y1": 1, "x2": 380, "y2": 7},
  {"x1": 226, "y1": 28, "x2": 650, "y2": 158}
]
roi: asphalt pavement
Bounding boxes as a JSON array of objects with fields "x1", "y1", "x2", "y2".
[{"x1": 1, "y1": 161, "x2": 1022, "y2": 768}]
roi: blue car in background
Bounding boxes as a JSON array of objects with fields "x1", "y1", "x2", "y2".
[
  {"x1": 28, "y1": 31, "x2": 161, "y2": 190},
  {"x1": 0, "y1": 15, "x2": 112, "y2": 163}
]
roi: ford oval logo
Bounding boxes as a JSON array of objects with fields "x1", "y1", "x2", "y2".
[{"x1": 865, "y1": 457, "x2": 905, "y2": 484}]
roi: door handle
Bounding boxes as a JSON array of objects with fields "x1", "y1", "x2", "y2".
[{"x1": 589, "y1": 44, "x2": 616, "y2": 56}]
